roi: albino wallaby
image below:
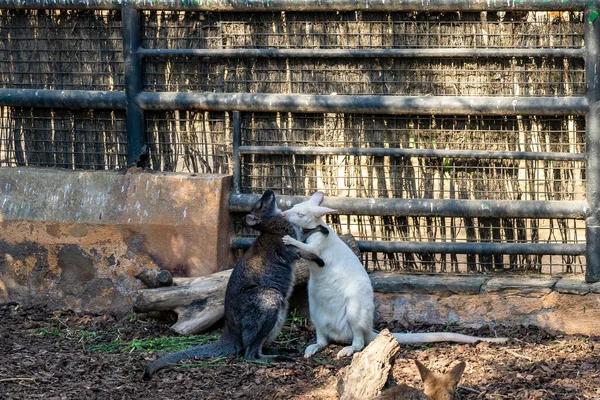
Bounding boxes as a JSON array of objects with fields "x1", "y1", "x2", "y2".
[
  {"x1": 375, "y1": 360, "x2": 466, "y2": 400},
  {"x1": 144, "y1": 190, "x2": 325, "y2": 379},
  {"x1": 281, "y1": 191, "x2": 508, "y2": 359}
]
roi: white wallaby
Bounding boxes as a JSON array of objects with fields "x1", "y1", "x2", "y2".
[{"x1": 282, "y1": 191, "x2": 508, "y2": 359}]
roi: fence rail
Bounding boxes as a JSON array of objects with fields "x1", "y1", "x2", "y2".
[
  {"x1": 0, "y1": 0, "x2": 598, "y2": 280},
  {"x1": 1, "y1": 0, "x2": 594, "y2": 11}
]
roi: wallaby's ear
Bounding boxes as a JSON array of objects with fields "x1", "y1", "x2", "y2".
[
  {"x1": 448, "y1": 361, "x2": 466, "y2": 385},
  {"x1": 261, "y1": 189, "x2": 276, "y2": 206},
  {"x1": 313, "y1": 206, "x2": 336, "y2": 218},
  {"x1": 414, "y1": 360, "x2": 432, "y2": 383},
  {"x1": 252, "y1": 189, "x2": 276, "y2": 215},
  {"x1": 310, "y1": 191, "x2": 325, "y2": 205},
  {"x1": 245, "y1": 213, "x2": 259, "y2": 226}
]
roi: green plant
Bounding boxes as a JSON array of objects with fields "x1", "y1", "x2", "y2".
[
  {"x1": 275, "y1": 309, "x2": 308, "y2": 348},
  {"x1": 31, "y1": 328, "x2": 62, "y2": 337},
  {"x1": 87, "y1": 333, "x2": 220, "y2": 354}
]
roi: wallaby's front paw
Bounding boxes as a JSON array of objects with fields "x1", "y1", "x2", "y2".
[
  {"x1": 304, "y1": 343, "x2": 323, "y2": 358},
  {"x1": 336, "y1": 346, "x2": 357, "y2": 358},
  {"x1": 315, "y1": 256, "x2": 325, "y2": 267},
  {"x1": 282, "y1": 235, "x2": 294, "y2": 245}
]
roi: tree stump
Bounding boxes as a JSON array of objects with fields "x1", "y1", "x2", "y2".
[{"x1": 337, "y1": 329, "x2": 400, "y2": 400}]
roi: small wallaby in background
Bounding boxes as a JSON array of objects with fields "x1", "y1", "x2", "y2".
[
  {"x1": 282, "y1": 191, "x2": 508, "y2": 359},
  {"x1": 144, "y1": 190, "x2": 325, "y2": 379},
  {"x1": 375, "y1": 360, "x2": 466, "y2": 400}
]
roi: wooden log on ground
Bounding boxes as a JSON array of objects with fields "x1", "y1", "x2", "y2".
[
  {"x1": 134, "y1": 233, "x2": 361, "y2": 335},
  {"x1": 134, "y1": 269, "x2": 231, "y2": 335},
  {"x1": 135, "y1": 269, "x2": 173, "y2": 288},
  {"x1": 337, "y1": 329, "x2": 401, "y2": 400},
  {"x1": 133, "y1": 262, "x2": 313, "y2": 335}
]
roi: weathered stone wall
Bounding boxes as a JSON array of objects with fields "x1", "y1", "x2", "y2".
[
  {"x1": 372, "y1": 273, "x2": 600, "y2": 336},
  {"x1": 0, "y1": 168, "x2": 232, "y2": 315}
]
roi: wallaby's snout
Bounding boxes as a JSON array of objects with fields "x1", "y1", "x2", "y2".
[{"x1": 281, "y1": 211, "x2": 287, "y2": 217}]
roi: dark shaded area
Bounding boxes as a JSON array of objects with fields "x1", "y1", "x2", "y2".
[
  {"x1": 0, "y1": 241, "x2": 49, "y2": 289},
  {"x1": 58, "y1": 245, "x2": 95, "y2": 286}
]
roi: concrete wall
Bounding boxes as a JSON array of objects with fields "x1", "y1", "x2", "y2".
[
  {"x1": 372, "y1": 273, "x2": 600, "y2": 336},
  {"x1": 0, "y1": 168, "x2": 232, "y2": 315}
]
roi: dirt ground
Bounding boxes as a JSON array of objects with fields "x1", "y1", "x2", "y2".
[{"x1": 0, "y1": 302, "x2": 599, "y2": 400}]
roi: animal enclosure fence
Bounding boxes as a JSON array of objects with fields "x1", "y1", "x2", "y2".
[{"x1": 0, "y1": 0, "x2": 598, "y2": 281}]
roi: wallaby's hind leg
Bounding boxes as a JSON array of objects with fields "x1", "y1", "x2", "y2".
[
  {"x1": 336, "y1": 332, "x2": 365, "y2": 358},
  {"x1": 241, "y1": 291, "x2": 286, "y2": 362},
  {"x1": 336, "y1": 300, "x2": 370, "y2": 358},
  {"x1": 304, "y1": 328, "x2": 330, "y2": 358}
]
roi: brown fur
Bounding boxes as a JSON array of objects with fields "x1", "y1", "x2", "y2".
[{"x1": 376, "y1": 360, "x2": 466, "y2": 400}]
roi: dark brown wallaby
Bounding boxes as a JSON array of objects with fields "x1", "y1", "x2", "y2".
[
  {"x1": 143, "y1": 190, "x2": 325, "y2": 379},
  {"x1": 375, "y1": 360, "x2": 466, "y2": 400}
]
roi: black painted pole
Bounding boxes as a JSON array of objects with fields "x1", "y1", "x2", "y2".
[
  {"x1": 232, "y1": 111, "x2": 242, "y2": 195},
  {"x1": 122, "y1": 1, "x2": 146, "y2": 167}
]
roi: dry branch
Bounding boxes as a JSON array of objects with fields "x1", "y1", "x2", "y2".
[
  {"x1": 133, "y1": 269, "x2": 231, "y2": 335},
  {"x1": 135, "y1": 269, "x2": 173, "y2": 288},
  {"x1": 337, "y1": 329, "x2": 400, "y2": 400}
]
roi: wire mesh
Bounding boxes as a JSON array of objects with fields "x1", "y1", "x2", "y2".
[
  {"x1": 142, "y1": 11, "x2": 585, "y2": 97},
  {"x1": 144, "y1": 111, "x2": 232, "y2": 173},
  {"x1": 0, "y1": 107, "x2": 127, "y2": 169},
  {"x1": 239, "y1": 113, "x2": 586, "y2": 201},
  {"x1": 0, "y1": 9, "x2": 124, "y2": 91},
  {"x1": 143, "y1": 56, "x2": 585, "y2": 97},
  {"x1": 142, "y1": 11, "x2": 585, "y2": 50},
  {"x1": 361, "y1": 252, "x2": 585, "y2": 275},
  {"x1": 233, "y1": 213, "x2": 585, "y2": 274}
]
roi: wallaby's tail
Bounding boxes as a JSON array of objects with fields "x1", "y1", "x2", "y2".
[
  {"x1": 391, "y1": 332, "x2": 508, "y2": 344},
  {"x1": 143, "y1": 339, "x2": 238, "y2": 380}
]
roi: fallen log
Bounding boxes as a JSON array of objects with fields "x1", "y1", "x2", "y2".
[
  {"x1": 134, "y1": 233, "x2": 360, "y2": 335},
  {"x1": 133, "y1": 269, "x2": 231, "y2": 335},
  {"x1": 133, "y1": 262, "x2": 313, "y2": 335},
  {"x1": 337, "y1": 329, "x2": 400, "y2": 400},
  {"x1": 135, "y1": 269, "x2": 173, "y2": 288}
]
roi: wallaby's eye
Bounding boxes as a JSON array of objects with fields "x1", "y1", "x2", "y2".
[{"x1": 297, "y1": 213, "x2": 304, "y2": 218}]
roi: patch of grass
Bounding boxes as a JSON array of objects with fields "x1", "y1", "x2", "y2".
[
  {"x1": 276, "y1": 309, "x2": 308, "y2": 348},
  {"x1": 87, "y1": 333, "x2": 221, "y2": 354},
  {"x1": 31, "y1": 327, "x2": 102, "y2": 343},
  {"x1": 286, "y1": 309, "x2": 307, "y2": 326},
  {"x1": 31, "y1": 324, "x2": 221, "y2": 355},
  {"x1": 31, "y1": 328, "x2": 62, "y2": 337}
]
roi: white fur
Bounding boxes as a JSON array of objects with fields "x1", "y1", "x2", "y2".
[{"x1": 282, "y1": 192, "x2": 508, "y2": 359}]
